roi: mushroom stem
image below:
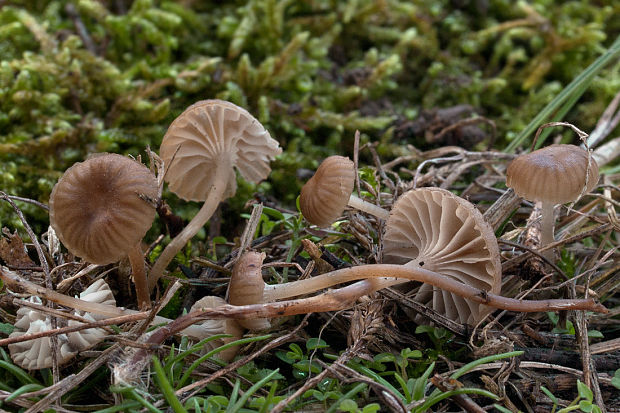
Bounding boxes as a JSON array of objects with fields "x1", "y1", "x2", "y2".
[
  {"x1": 347, "y1": 194, "x2": 390, "y2": 221},
  {"x1": 540, "y1": 201, "x2": 556, "y2": 261},
  {"x1": 261, "y1": 264, "x2": 608, "y2": 314},
  {"x1": 127, "y1": 243, "x2": 151, "y2": 309},
  {"x1": 149, "y1": 159, "x2": 231, "y2": 291}
]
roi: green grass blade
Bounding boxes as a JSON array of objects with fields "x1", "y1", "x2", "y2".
[
  {"x1": 326, "y1": 382, "x2": 367, "y2": 413},
  {"x1": 4, "y1": 383, "x2": 44, "y2": 402},
  {"x1": 505, "y1": 33, "x2": 620, "y2": 152},
  {"x1": 450, "y1": 351, "x2": 524, "y2": 380},
  {"x1": 412, "y1": 362, "x2": 435, "y2": 401},
  {"x1": 229, "y1": 369, "x2": 280, "y2": 412},
  {"x1": 152, "y1": 356, "x2": 188, "y2": 413},
  {"x1": 0, "y1": 360, "x2": 40, "y2": 385},
  {"x1": 177, "y1": 334, "x2": 271, "y2": 389}
]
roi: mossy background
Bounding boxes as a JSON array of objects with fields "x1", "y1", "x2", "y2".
[{"x1": 0, "y1": 0, "x2": 618, "y2": 235}]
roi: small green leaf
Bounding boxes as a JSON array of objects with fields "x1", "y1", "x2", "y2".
[
  {"x1": 306, "y1": 338, "x2": 328, "y2": 350},
  {"x1": 579, "y1": 400, "x2": 593, "y2": 412},
  {"x1": 577, "y1": 380, "x2": 593, "y2": 402}
]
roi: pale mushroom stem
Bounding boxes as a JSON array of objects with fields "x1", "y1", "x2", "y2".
[
  {"x1": 540, "y1": 201, "x2": 556, "y2": 261},
  {"x1": 127, "y1": 242, "x2": 151, "y2": 309},
  {"x1": 347, "y1": 195, "x2": 390, "y2": 221},
  {"x1": 261, "y1": 264, "x2": 608, "y2": 314},
  {"x1": 149, "y1": 159, "x2": 231, "y2": 291}
]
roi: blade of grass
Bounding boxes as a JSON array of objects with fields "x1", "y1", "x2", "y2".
[
  {"x1": 505, "y1": 34, "x2": 620, "y2": 152},
  {"x1": 0, "y1": 361, "x2": 40, "y2": 386},
  {"x1": 152, "y1": 356, "x2": 188, "y2": 413},
  {"x1": 228, "y1": 369, "x2": 280, "y2": 412},
  {"x1": 177, "y1": 334, "x2": 271, "y2": 389},
  {"x1": 326, "y1": 382, "x2": 367, "y2": 413}
]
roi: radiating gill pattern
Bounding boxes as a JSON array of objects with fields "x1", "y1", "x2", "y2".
[
  {"x1": 49, "y1": 154, "x2": 158, "y2": 265},
  {"x1": 160, "y1": 100, "x2": 281, "y2": 202},
  {"x1": 299, "y1": 156, "x2": 355, "y2": 227},
  {"x1": 383, "y1": 188, "x2": 501, "y2": 324}
]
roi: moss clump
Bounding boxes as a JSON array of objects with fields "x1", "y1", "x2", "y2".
[{"x1": 0, "y1": 0, "x2": 618, "y2": 230}]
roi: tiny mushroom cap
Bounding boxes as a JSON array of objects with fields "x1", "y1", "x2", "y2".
[
  {"x1": 9, "y1": 297, "x2": 77, "y2": 370},
  {"x1": 150, "y1": 100, "x2": 282, "y2": 290},
  {"x1": 382, "y1": 187, "x2": 502, "y2": 325},
  {"x1": 300, "y1": 156, "x2": 355, "y2": 227},
  {"x1": 49, "y1": 153, "x2": 158, "y2": 308},
  {"x1": 186, "y1": 296, "x2": 244, "y2": 362},
  {"x1": 299, "y1": 155, "x2": 389, "y2": 227},
  {"x1": 506, "y1": 144, "x2": 599, "y2": 205},
  {"x1": 228, "y1": 251, "x2": 270, "y2": 331},
  {"x1": 66, "y1": 279, "x2": 117, "y2": 349},
  {"x1": 506, "y1": 144, "x2": 599, "y2": 260},
  {"x1": 49, "y1": 153, "x2": 158, "y2": 265}
]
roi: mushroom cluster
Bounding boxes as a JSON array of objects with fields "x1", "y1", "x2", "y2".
[{"x1": 4, "y1": 99, "x2": 608, "y2": 379}]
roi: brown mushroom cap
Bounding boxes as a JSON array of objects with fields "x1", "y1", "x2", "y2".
[
  {"x1": 506, "y1": 144, "x2": 599, "y2": 204},
  {"x1": 383, "y1": 187, "x2": 501, "y2": 325},
  {"x1": 299, "y1": 156, "x2": 355, "y2": 227},
  {"x1": 160, "y1": 99, "x2": 282, "y2": 202},
  {"x1": 49, "y1": 153, "x2": 158, "y2": 265}
]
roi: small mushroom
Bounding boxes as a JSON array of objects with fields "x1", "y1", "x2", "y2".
[
  {"x1": 8, "y1": 297, "x2": 77, "y2": 370},
  {"x1": 299, "y1": 156, "x2": 389, "y2": 227},
  {"x1": 150, "y1": 100, "x2": 282, "y2": 290},
  {"x1": 66, "y1": 279, "x2": 117, "y2": 349},
  {"x1": 228, "y1": 251, "x2": 270, "y2": 330},
  {"x1": 382, "y1": 187, "x2": 502, "y2": 324},
  {"x1": 184, "y1": 296, "x2": 244, "y2": 362},
  {"x1": 9, "y1": 280, "x2": 116, "y2": 370},
  {"x1": 265, "y1": 188, "x2": 502, "y2": 325},
  {"x1": 49, "y1": 153, "x2": 158, "y2": 309},
  {"x1": 506, "y1": 144, "x2": 599, "y2": 260}
]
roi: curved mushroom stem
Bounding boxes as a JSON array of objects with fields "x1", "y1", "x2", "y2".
[
  {"x1": 149, "y1": 159, "x2": 231, "y2": 291},
  {"x1": 540, "y1": 201, "x2": 556, "y2": 261},
  {"x1": 127, "y1": 242, "x2": 151, "y2": 309},
  {"x1": 347, "y1": 194, "x2": 390, "y2": 221},
  {"x1": 261, "y1": 264, "x2": 608, "y2": 314}
]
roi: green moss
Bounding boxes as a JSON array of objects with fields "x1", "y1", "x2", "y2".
[{"x1": 0, "y1": 0, "x2": 618, "y2": 230}]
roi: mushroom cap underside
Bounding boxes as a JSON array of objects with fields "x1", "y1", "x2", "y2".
[
  {"x1": 383, "y1": 187, "x2": 501, "y2": 325},
  {"x1": 160, "y1": 99, "x2": 282, "y2": 202}
]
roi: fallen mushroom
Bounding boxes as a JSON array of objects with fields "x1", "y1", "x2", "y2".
[
  {"x1": 8, "y1": 280, "x2": 116, "y2": 370},
  {"x1": 267, "y1": 187, "x2": 501, "y2": 324},
  {"x1": 49, "y1": 153, "x2": 158, "y2": 309},
  {"x1": 185, "y1": 296, "x2": 244, "y2": 362},
  {"x1": 8, "y1": 297, "x2": 77, "y2": 370},
  {"x1": 299, "y1": 155, "x2": 390, "y2": 227},
  {"x1": 506, "y1": 144, "x2": 599, "y2": 260},
  {"x1": 149, "y1": 100, "x2": 282, "y2": 290}
]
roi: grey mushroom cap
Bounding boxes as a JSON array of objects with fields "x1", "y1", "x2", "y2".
[
  {"x1": 186, "y1": 296, "x2": 244, "y2": 362},
  {"x1": 506, "y1": 144, "x2": 599, "y2": 204}
]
